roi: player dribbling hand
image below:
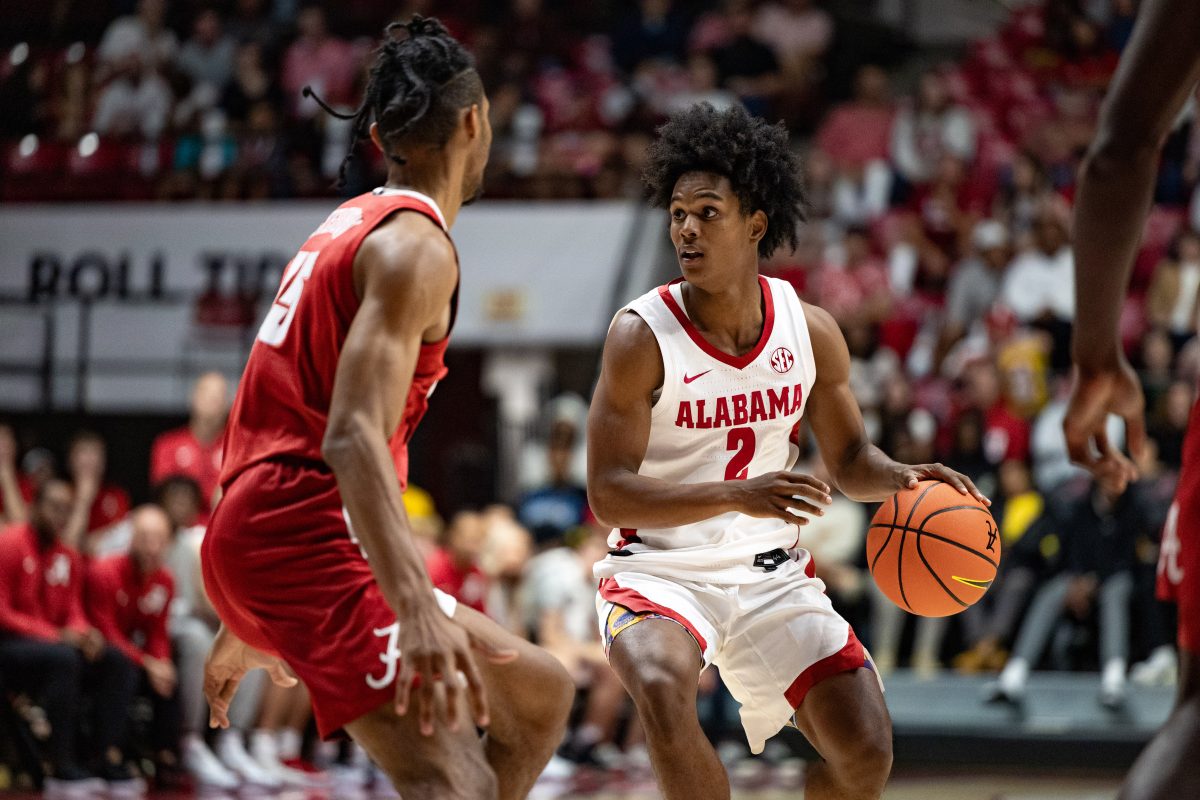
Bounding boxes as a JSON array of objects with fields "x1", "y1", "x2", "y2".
[{"x1": 892, "y1": 462, "x2": 990, "y2": 506}]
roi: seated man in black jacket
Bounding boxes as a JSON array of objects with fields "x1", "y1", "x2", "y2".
[{"x1": 989, "y1": 478, "x2": 1156, "y2": 709}]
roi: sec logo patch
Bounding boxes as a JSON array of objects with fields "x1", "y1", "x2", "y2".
[{"x1": 770, "y1": 347, "x2": 794, "y2": 374}]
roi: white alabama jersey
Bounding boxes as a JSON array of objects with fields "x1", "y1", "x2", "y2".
[{"x1": 594, "y1": 275, "x2": 818, "y2": 584}]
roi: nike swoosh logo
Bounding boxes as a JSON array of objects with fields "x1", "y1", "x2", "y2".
[
  {"x1": 951, "y1": 575, "x2": 993, "y2": 590},
  {"x1": 683, "y1": 370, "x2": 712, "y2": 384}
]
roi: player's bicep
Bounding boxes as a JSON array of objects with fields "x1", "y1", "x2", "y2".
[
  {"x1": 587, "y1": 313, "x2": 662, "y2": 483},
  {"x1": 803, "y1": 303, "x2": 871, "y2": 474},
  {"x1": 328, "y1": 295, "x2": 424, "y2": 440},
  {"x1": 326, "y1": 231, "x2": 455, "y2": 442}
]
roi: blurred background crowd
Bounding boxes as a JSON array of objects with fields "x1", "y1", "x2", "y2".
[{"x1": 1, "y1": 0, "x2": 1196, "y2": 795}]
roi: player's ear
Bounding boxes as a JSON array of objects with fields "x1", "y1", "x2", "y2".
[
  {"x1": 368, "y1": 122, "x2": 384, "y2": 153},
  {"x1": 462, "y1": 103, "x2": 481, "y2": 142},
  {"x1": 748, "y1": 209, "x2": 768, "y2": 244}
]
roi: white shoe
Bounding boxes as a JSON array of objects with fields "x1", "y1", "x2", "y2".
[
  {"x1": 215, "y1": 731, "x2": 282, "y2": 788},
  {"x1": 1131, "y1": 646, "x2": 1178, "y2": 687},
  {"x1": 249, "y1": 735, "x2": 323, "y2": 788},
  {"x1": 183, "y1": 736, "x2": 239, "y2": 790}
]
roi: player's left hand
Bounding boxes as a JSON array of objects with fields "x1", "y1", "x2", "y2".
[
  {"x1": 1064, "y1": 359, "x2": 1146, "y2": 495},
  {"x1": 895, "y1": 463, "x2": 991, "y2": 506},
  {"x1": 204, "y1": 625, "x2": 298, "y2": 729}
]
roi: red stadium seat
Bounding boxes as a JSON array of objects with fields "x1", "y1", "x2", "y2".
[{"x1": 1, "y1": 137, "x2": 68, "y2": 202}]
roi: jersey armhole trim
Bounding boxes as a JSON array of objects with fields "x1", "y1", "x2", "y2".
[{"x1": 620, "y1": 308, "x2": 678, "y2": 422}]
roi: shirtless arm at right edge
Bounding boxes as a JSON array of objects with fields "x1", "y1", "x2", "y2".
[{"x1": 586, "y1": 311, "x2": 832, "y2": 531}]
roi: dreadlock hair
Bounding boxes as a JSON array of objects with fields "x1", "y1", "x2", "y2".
[
  {"x1": 306, "y1": 15, "x2": 483, "y2": 186},
  {"x1": 641, "y1": 103, "x2": 808, "y2": 259}
]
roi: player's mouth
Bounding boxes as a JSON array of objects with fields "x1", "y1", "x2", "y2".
[{"x1": 679, "y1": 247, "x2": 704, "y2": 264}]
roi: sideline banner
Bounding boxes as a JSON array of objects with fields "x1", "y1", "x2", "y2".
[{"x1": 0, "y1": 201, "x2": 642, "y2": 410}]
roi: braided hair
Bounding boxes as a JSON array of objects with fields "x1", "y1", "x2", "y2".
[{"x1": 306, "y1": 15, "x2": 483, "y2": 186}]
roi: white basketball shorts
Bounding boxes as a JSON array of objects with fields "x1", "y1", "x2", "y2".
[{"x1": 596, "y1": 553, "x2": 878, "y2": 754}]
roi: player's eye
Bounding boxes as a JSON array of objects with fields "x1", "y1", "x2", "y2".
[
  {"x1": 671, "y1": 208, "x2": 686, "y2": 221},
  {"x1": 703, "y1": 207, "x2": 718, "y2": 219}
]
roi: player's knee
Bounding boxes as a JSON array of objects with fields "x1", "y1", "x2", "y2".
[
  {"x1": 625, "y1": 662, "x2": 694, "y2": 731},
  {"x1": 831, "y1": 727, "x2": 893, "y2": 796},
  {"x1": 537, "y1": 652, "x2": 575, "y2": 733}
]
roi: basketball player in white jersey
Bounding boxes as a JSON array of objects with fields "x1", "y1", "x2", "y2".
[{"x1": 588, "y1": 104, "x2": 989, "y2": 800}]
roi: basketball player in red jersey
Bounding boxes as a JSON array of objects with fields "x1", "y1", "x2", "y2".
[
  {"x1": 199, "y1": 17, "x2": 572, "y2": 799},
  {"x1": 1062, "y1": 2, "x2": 1200, "y2": 797},
  {"x1": 588, "y1": 104, "x2": 988, "y2": 800}
]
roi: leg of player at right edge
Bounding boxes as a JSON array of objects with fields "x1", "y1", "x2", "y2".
[{"x1": 1117, "y1": 651, "x2": 1200, "y2": 800}]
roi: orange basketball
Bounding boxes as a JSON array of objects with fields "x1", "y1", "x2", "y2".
[{"x1": 867, "y1": 479, "x2": 1000, "y2": 617}]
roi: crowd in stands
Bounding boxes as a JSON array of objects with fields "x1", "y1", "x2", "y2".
[{"x1": 2, "y1": 0, "x2": 1199, "y2": 794}]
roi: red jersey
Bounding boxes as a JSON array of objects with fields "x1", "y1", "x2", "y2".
[
  {"x1": 86, "y1": 554, "x2": 174, "y2": 664},
  {"x1": 0, "y1": 522, "x2": 89, "y2": 641},
  {"x1": 220, "y1": 189, "x2": 455, "y2": 493},
  {"x1": 87, "y1": 483, "x2": 131, "y2": 534},
  {"x1": 425, "y1": 547, "x2": 489, "y2": 614},
  {"x1": 150, "y1": 425, "x2": 223, "y2": 515}
]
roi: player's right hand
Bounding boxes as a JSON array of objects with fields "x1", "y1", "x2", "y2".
[
  {"x1": 394, "y1": 598, "x2": 497, "y2": 737},
  {"x1": 204, "y1": 625, "x2": 298, "y2": 729},
  {"x1": 1064, "y1": 358, "x2": 1146, "y2": 494},
  {"x1": 732, "y1": 471, "x2": 832, "y2": 524}
]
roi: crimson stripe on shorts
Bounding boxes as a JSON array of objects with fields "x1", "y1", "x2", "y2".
[
  {"x1": 784, "y1": 626, "x2": 865, "y2": 710},
  {"x1": 598, "y1": 577, "x2": 708, "y2": 653}
]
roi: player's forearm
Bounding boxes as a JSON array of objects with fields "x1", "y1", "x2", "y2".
[
  {"x1": 323, "y1": 425, "x2": 435, "y2": 616},
  {"x1": 589, "y1": 470, "x2": 743, "y2": 529},
  {"x1": 1071, "y1": 134, "x2": 1162, "y2": 370},
  {"x1": 831, "y1": 441, "x2": 902, "y2": 503}
]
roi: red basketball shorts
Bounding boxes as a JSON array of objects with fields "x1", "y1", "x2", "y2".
[
  {"x1": 201, "y1": 460, "x2": 456, "y2": 738},
  {"x1": 1159, "y1": 451, "x2": 1200, "y2": 654}
]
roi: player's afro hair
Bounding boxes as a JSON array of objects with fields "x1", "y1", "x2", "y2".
[{"x1": 642, "y1": 103, "x2": 807, "y2": 259}]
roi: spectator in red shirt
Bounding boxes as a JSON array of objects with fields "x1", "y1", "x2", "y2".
[
  {"x1": 87, "y1": 504, "x2": 182, "y2": 774},
  {"x1": 0, "y1": 479, "x2": 140, "y2": 793},
  {"x1": 150, "y1": 371, "x2": 229, "y2": 519},
  {"x1": 963, "y1": 359, "x2": 1031, "y2": 465},
  {"x1": 64, "y1": 431, "x2": 131, "y2": 553},
  {"x1": 425, "y1": 510, "x2": 490, "y2": 614},
  {"x1": 816, "y1": 64, "x2": 894, "y2": 171}
]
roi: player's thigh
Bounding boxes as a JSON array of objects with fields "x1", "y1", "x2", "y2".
[
  {"x1": 345, "y1": 697, "x2": 495, "y2": 798},
  {"x1": 450, "y1": 604, "x2": 573, "y2": 743},
  {"x1": 608, "y1": 617, "x2": 704, "y2": 710}
]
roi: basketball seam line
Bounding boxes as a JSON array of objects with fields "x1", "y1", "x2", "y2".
[
  {"x1": 896, "y1": 482, "x2": 939, "y2": 613},
  {"x1": 914, "y1": 514, "x2": 968, "y2": 609},
  {"x1": 870, "y1": 495, "x2": 899, "y2": 575},
  {"x1": 867, "y1": 524, "x2": 1000, "y2": 569}
]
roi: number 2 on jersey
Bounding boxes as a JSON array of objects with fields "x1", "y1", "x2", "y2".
[
  {"x1": 257, "y1": 250, "x2": 318, "y2": 346},
  {"x1": 725, "y1": 427, "x2": 756, "y2": 480}
]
